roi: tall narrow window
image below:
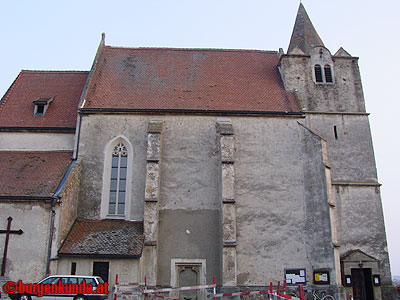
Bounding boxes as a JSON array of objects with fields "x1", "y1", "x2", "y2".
[
  {"x1": 109, "y1": 142, "x2": 127, "y2": 215},
  {"x1": 314, "y1": 64, "x2": 323, "y2": 83},
  {"x1": 324, "y1": 65, "x2": 333, "y2": 83},
  {"x1": 71, "y1": 262, "x2": 77, "y2": 275}
]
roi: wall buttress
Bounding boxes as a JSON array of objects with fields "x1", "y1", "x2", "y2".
[
  {"x1": 216, "y1": 120, "x2": 237, "y2": 286},
  {"x1": 142, "y1": 119, "x2": 164, "y2": 286}
]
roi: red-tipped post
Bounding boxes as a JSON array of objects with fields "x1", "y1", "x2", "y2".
[
  {"x1": 269, "y1": 282, "x2": 273, "y2": 293},
  {"x1": 213, "y1": 277, "x2": 216, "y2": 300},
  {"x1": 144, "y1": 276, "x2": 147, "y2": 300},
  {"x1": 298, "y1": 285, "x2": 305, "y2": 300}
]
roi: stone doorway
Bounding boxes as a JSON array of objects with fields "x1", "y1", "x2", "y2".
[
  {"x1": 341, "y1": 250, "x2": 382, "y2": 300},
  {"x1": 171, "y1": 259, "x2": 206, "y2": 300}
]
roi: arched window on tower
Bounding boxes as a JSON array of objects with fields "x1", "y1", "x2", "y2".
[
  {"x1": 324, "y1": 65, "x2": 333, "y2": 83},
  {"x1": 109, "y1": 142, "x2": 128, "y2": 215},
  {"x1": 314, "y1": 64, "x2": 323, "y2": 83}
]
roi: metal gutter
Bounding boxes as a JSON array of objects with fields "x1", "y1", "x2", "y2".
[
  {"x1": 80, "y1": 108, "x2": 305, "y2": 117},
  {"x1": 0, "y1": 127, "x2": 75, "y2": 132}
]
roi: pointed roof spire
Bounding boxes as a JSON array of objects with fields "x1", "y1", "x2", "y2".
[{"x1": 287, "y1": 3, "x2": 324, "y2": 54}]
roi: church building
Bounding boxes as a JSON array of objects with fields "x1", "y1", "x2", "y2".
[{"x1": 0, "y1": 4, "x2": 398, "y2": 300}]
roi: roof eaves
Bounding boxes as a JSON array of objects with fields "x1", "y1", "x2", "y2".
[{"x1": 0, "y1": 196, "x2": 53, "y2": 201}]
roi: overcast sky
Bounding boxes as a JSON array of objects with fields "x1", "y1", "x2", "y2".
[{"x1": 1, "y1": 0, "x2": 399, "y2": 276}]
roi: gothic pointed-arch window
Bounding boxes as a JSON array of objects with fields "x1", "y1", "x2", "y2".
[
  {"x1": 109, "y1": 142, "x2": 128, "y2": 215},
  {"x1": 101, "y1": 136, "x2": 132, "y2": 219},
  {"x1": 324, "y1": 65, "x2": 333, "y2": 83},
  {"x1": 314, "y1": 64, "x2": 323, "y2": 83}
]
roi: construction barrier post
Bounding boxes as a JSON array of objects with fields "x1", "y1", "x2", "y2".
[
  {"x1": 145, "y1": 276, "x2": 147, "y2": 300},
  {"x1": 298, "y1": 284, "x2": 305, "y2": 300},
  {"x1": 283, "y1": 280, "x2": 287, "y2": 294},
  {"x1": 269, "y1": 282, "x2": 273, "y2": 293},
  {"x1": 277, "y1": 281, "x2": 280, "y2": 294},
  {"x1": 116, "y1": 274, "x2": 119, "y2": 285},
  {"x1": 213, "y1": 277, "x2": 216, "y2": 300}
]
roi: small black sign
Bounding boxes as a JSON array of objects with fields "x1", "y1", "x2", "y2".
[
  {"x1": 285, "y1": 268, "x2": 306, "y2": 285},
  {"x1": 313, "y1": 271, "x2": 330, "y2": 285}
]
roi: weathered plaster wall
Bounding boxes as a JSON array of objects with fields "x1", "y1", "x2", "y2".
[
  {"x1": 233, "y1": 118, "x2": 334, "y2": 285},
  {"x1": 0, "y1": 201, "x2": 51, "y2": 282},
  {"x1": 0, "y1": 132, "x2": 75, "y2": 150},
  {"x1": 157, "y1": 210, "x2": 221, "y2": 286},
  {"x1": 305, "y1": 114, "x2": 377, "y2": 182},
  {"x1": 78, "y1": 114, "x2": 335, "y2": 287},
  {"x1": 78, "y1": 115, "x2": 148, "y2": 220}
]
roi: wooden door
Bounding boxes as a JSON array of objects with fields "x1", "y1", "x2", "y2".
[{"x1": 351, "y1": 268, "x2": 374, "y2": 300}]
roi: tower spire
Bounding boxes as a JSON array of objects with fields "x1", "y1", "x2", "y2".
[{"x1": 287, "y1": 3, "x2": 324, "y2": 54}]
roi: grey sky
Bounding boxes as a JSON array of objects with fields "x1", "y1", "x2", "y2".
[{"x1": 1, "y1": 0, "x2": 399, "y2": 276}]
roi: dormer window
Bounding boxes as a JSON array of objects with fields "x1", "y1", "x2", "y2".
[
  {"x1": 313, "y1": 64, "x2": 334, "y2": 84},
  {"x1": 33, "y1": 97, "x2": 53, "y2": 116}
]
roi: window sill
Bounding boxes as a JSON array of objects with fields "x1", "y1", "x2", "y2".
[
  {"x1": 314, "y1": 82, "x2": 334, "y2": 85},
  {"x1": 105, "y1": 214, "x2": 126, "y2": 219}
]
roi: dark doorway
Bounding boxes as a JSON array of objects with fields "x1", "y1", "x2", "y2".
[
  {"x1": 351, "y1": 268, "x2": 374, "y2": 300},
  {"x1": 93, "y1": 262, "x2": 109, "y2": 283}
]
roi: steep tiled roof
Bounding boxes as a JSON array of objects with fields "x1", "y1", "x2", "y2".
[
  {"x1": 59, "y1": 219, "x2": 144, "y2": 257},
  {"x1": 287, "y1": 4, "x2": 324, "y2": 54},
  {"x1": 0, "y1": 71, "x2": 88, "y2": 129},
  {"x1": 83, "y1": 47, "x2": 300, "y2": 113},
  {"x1": 0, "y1": 151, "x2": 72, "y2": 197}
]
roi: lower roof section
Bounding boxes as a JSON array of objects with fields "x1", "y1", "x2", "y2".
[
  {"x1": 0, "y1": 150, "x2": 73, "y2": 198},
  {"x1": 58, "y1": 219, "x2": 144, "y2": 258}
]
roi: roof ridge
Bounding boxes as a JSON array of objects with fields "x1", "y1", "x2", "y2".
[
  {"x1": 104, "y1": 45, "x2": 278, "y2": 54},
  {"x1": 21, "y1": 70, "x2": 89, "y2": 74}
]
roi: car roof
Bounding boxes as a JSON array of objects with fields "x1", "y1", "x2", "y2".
[{"x1": 46, "y1": 275, "x2": 100, "y2": 278}]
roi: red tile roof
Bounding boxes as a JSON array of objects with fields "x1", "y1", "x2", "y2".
[
  {"x1": 59, "y1": 219, "x2": 144, "y2": 257},
  {"x1": 83, "y1": 47, "x2": 300, "y2": 112},
  {"x1": 0, "y1": 71, "x2": 88, "y2": 129},
  {"x1": 0, "y1": 151, "x2": 72, "y2": 197}
]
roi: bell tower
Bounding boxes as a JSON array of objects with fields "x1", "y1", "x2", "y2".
[
  {"x1": 279, "y1": 4, "x2": 398, "y2": 300},
  {"x1": 279, "y1": 3, "x2": 366, "y2": 113}
]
